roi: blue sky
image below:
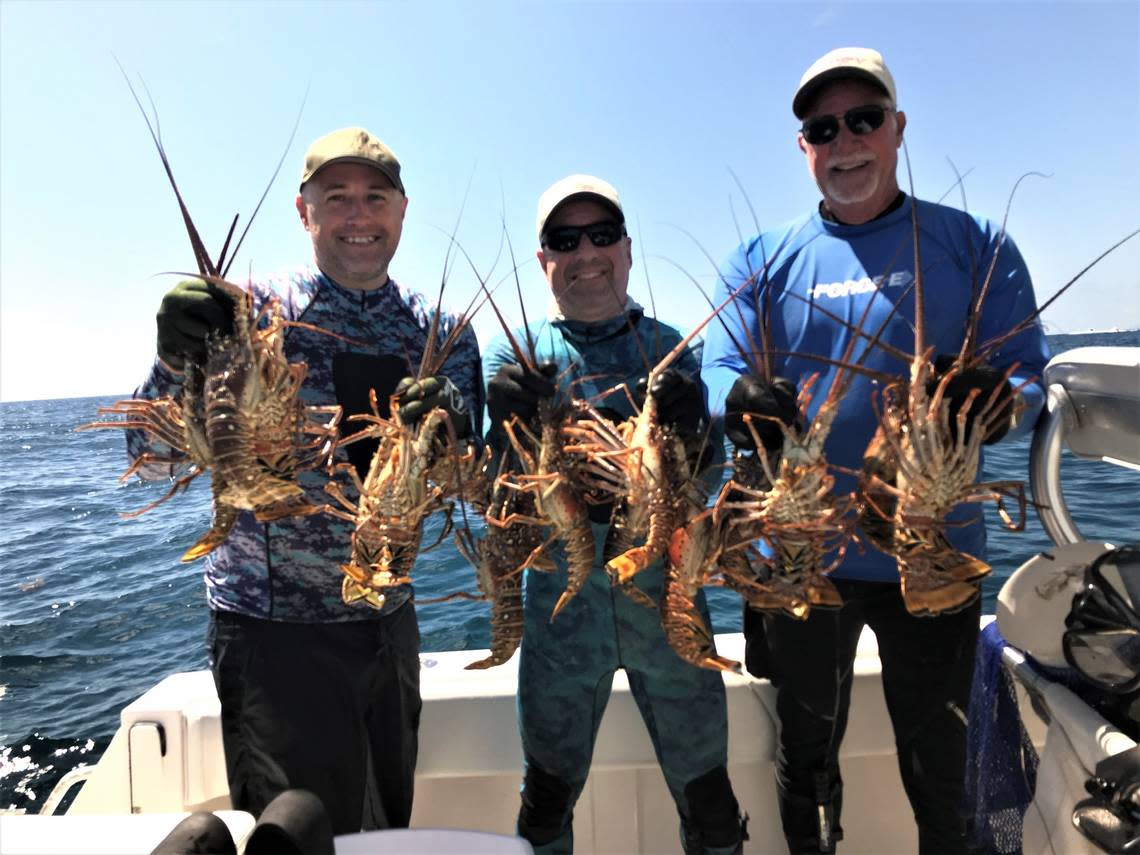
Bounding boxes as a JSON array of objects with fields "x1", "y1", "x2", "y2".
[{"x1": 2, "y1": 0, "x2": 1137, "y2": 402}]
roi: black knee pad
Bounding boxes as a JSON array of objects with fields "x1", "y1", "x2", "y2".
[
  {"x1": 518, "y1": 764, "x2": 575, "y2": 846},
  {"x1": 245, "y1": 789, "x2": 333, "y2": 855},
  {"x1": 150, "y1": 812, "x2": 236, "y2": 854},
  {"x1": 683, "y1": 766, "x2": 745, "y2": 849}
]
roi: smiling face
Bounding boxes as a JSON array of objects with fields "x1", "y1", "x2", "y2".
[
  {"x1": 797, "y1": 78, "x2": 906, "y2": 225},
  {"x1": 537, "y1": 198, "x2": 632, "y2": 322},
  {"x1": 295, "y1": 161, "x2": 408, "y2": 290}
]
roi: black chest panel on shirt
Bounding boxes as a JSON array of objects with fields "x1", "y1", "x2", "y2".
[{"x1": 332, "y1": 352, "x2": 409, "y2": 481}]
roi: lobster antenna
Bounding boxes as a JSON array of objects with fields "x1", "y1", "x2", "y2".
[
  {"x1": 215, "y1": 214, "x2": 241, "y2": 275},
  {"x1": 727, "y1": 166, "x2": 764, "y2": 237},
  {"x1": 437, "y1": 224, "x2": 532, "y2": 373},
  {"x1": 902, "y1": 140, "x2": 926, "y2": 366},
  {"x1": 117, "y1": 58, "x2": 215, "y2": 278},
  {"x1": 975, "y1": 227, "x2": 1140, "y2": 363},
  {"x1": 656, "y1": 255, "x2": 756, "y2": 377},
  {"x1": 959, "y1": 171, "x2": 1050, "y2": 363},
  {"x1": 785, "y1": 287, "x2": 913, "y2": 367},
  {"x1": 941, "y1": 156, "x2": 986, "y2": 362},
  {"x1": 660, "y1": 225, "x2": 767, "y2": 380},
  {"x1": 941, "y1": 159, "x2": 974, "y2": 209},
  {"x1": 634, "y1": 214, "x2": 664, "y2": 369},
  {"x1": 595, "y1": 223, "x2": 654, "y2": 383},
  {"x1": 727, "y1": 168, "x2": 782, "y2": 380},
  {"x1": 117, "y1": 56, "x2": 308, "y2": 291},
  {"x1": 420, "y1": 166, "x2": 477, "y2": 379},
  {"x1": 497, "y1": 180, "x2": 538, "y2": 365},
  {"x1": 222, "y1": 83, "x2": 309, "y2": 279}
]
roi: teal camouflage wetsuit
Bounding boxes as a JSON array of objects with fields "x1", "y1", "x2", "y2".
[
  {"x1": 484, "y1": 302, "x2": 745, "y2": 855},
  {"x1": 127, "y1": 266, "x2": 484, "y2": 833}
]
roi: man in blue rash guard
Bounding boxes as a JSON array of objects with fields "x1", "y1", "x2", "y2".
[
  {"x1": 700, "y1": 49, "x2": 1050, "y2": 853},
  {"x1": 125, "y1": 128, "x2": 484, "y2": 835},
  {"x1": 483, "y1": 175, "x2": 748, "y2": 854}
]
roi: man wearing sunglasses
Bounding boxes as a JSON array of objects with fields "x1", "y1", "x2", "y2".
[
  {"x1": 483, "y1": 175, "x2": 747, "y2": 854},
  {"x1": 124, "y1": 128, "x2": 484, "y2": 835},
  {"x1": 701, "y1": 48, "x2": 1051, "y2": 853}
]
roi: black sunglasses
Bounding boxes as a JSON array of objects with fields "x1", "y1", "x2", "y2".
[
  {"x1": 800, "y1": 104, "x2": 893, "y2": 146},
  {"x1": 1063, "y1": 545, "x2": 1140, "y2": 693},
  {"x1": 542, "y1": 221, "x2": 626, "y2": 253}
]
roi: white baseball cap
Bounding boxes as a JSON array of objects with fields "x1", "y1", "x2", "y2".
[
  {"x1": 536, "y1": 174, "x2": 624, "y2": 239},
  {"x1": 793, "y1": 47, "x2": 898, "y2": 119}
]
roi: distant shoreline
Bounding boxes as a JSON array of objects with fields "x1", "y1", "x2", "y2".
[{"x1": 1050, "y1": 327, "x2": 1140, "y2": 335}]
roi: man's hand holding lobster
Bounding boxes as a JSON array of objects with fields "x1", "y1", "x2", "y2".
[
  {"x1": 487, "y1": 361, "x2": 558, "y2": 428},
  {"x1": 155, "y1": 279, "x2": 236, "y2": 371},
  {"x1": 925, "y1": 355, "x2": 1017, "y2": 446},
  {"x1": 636, "y1": 367, "x2": 705, "y2": 441},
  {"x1": 635, "y1": 367, "x2": 712, "y2": 471},
  {"x1": 724, "y1": 374, "x2": 799, "y2": 454},
  {"x1": 394, "y1": 375, "x2": 473, "y2": 439}
]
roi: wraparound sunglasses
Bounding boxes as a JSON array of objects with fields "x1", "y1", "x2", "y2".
[
  {"x1": 542, "y1": 221, "x2": 626, "y2": 253},
  {"x1": 801, "y1": 105, "x2": 893, "y2": 146}
]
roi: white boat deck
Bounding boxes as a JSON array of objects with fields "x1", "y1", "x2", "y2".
[{"x1": 41, "y1": 629, "x2": 938, "y2": 854}]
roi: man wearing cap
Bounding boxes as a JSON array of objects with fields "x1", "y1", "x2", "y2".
[
  {"x1": 700, "y1": 49, "x2": 1050, "y2": 852},
  {"x1": 482, "y1": 175, "x2": 747, "y2": 854},
  {"x1": 125, "y1": 127, "x2": 484, "y2": 833}
]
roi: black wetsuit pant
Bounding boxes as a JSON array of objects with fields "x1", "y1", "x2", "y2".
[
  {"x1": 208, "y1": 603, "x2": 422, "y2": 835},
  {"x1": 748, "y1": 580, "x2": 981, "y2": 854}
]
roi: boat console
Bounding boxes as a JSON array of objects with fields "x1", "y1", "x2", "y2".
[{"x1": 1031, "y1": 346, "x2": 1140, "y2": 545}]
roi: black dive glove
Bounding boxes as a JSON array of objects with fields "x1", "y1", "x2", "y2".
[
  {"x1": 636, "y1": 368, "x2": 704, "y2": 439},
  {"x1": 395, "y1": 375, "x2": 472, "y2": 437},
  {"x1": 927, "y1": 355, "x2": 1016, "y2": 445},
  {"x1": 486, "y1": 362, "x2": 558, "y2": 427},
  {"x1": 155, "y1": 279, "x2": 235, "y2": 371},
  {"x1": 724, "y1": 374, "x2": 798, "y2": 453}
]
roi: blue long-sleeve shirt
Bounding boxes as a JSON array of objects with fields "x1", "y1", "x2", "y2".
[{"x1": 701, "y1": 195, "x2": 1050, "y2": 582}]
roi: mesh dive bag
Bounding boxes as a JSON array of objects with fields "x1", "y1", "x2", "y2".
[{"x1": 965, "y1": 621, "x2": 1040, "y2": 854}]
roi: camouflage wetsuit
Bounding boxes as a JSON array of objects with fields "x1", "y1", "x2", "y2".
[
  {"x1": 128, "y1": 266, "x2": 484, "y2": 833},
  {"x1": 484, "y1": 302, "x2": 745, "y2": 855}
]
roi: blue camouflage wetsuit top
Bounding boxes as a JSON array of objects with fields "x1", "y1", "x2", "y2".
[
  {"x1": 127, "y1": 266, "x2": 484, "y2": 622},
  {"x1": 484, "y1": 301, "x2": 743, "y2": 855},
  {"x1": 700, "y1": 194, "x2": 1050, "y2": 853},
  {"x1": 126, "y1": 267, "x2": 484, "y2": 833}
]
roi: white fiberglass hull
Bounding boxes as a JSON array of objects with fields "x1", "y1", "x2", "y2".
[
  {"x1": 8, "y1": 626, "x2": 1128, "y2": 854},
  {"x1": 17, "y1": 630, "x2": 919, "y2": 854}
]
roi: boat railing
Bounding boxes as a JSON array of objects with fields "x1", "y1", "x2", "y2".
[{"x1": 39, "y1": 765, "x2": 97, "y2": 817}]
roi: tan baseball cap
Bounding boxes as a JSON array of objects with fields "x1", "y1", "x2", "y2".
[
  {"x1": 792, "y1": 47, "x2": 897, "y2": 119},
  {"x1": 536, "y1": 174, "x2": 624, "y2": 239},
  {"x1": 299, "y1": 127, "x2": 404, "y2": 194}
]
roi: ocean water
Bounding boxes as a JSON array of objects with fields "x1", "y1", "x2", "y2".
[{"x1": 2, "y1": 331, "x2": 1137, "y2": 812}]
